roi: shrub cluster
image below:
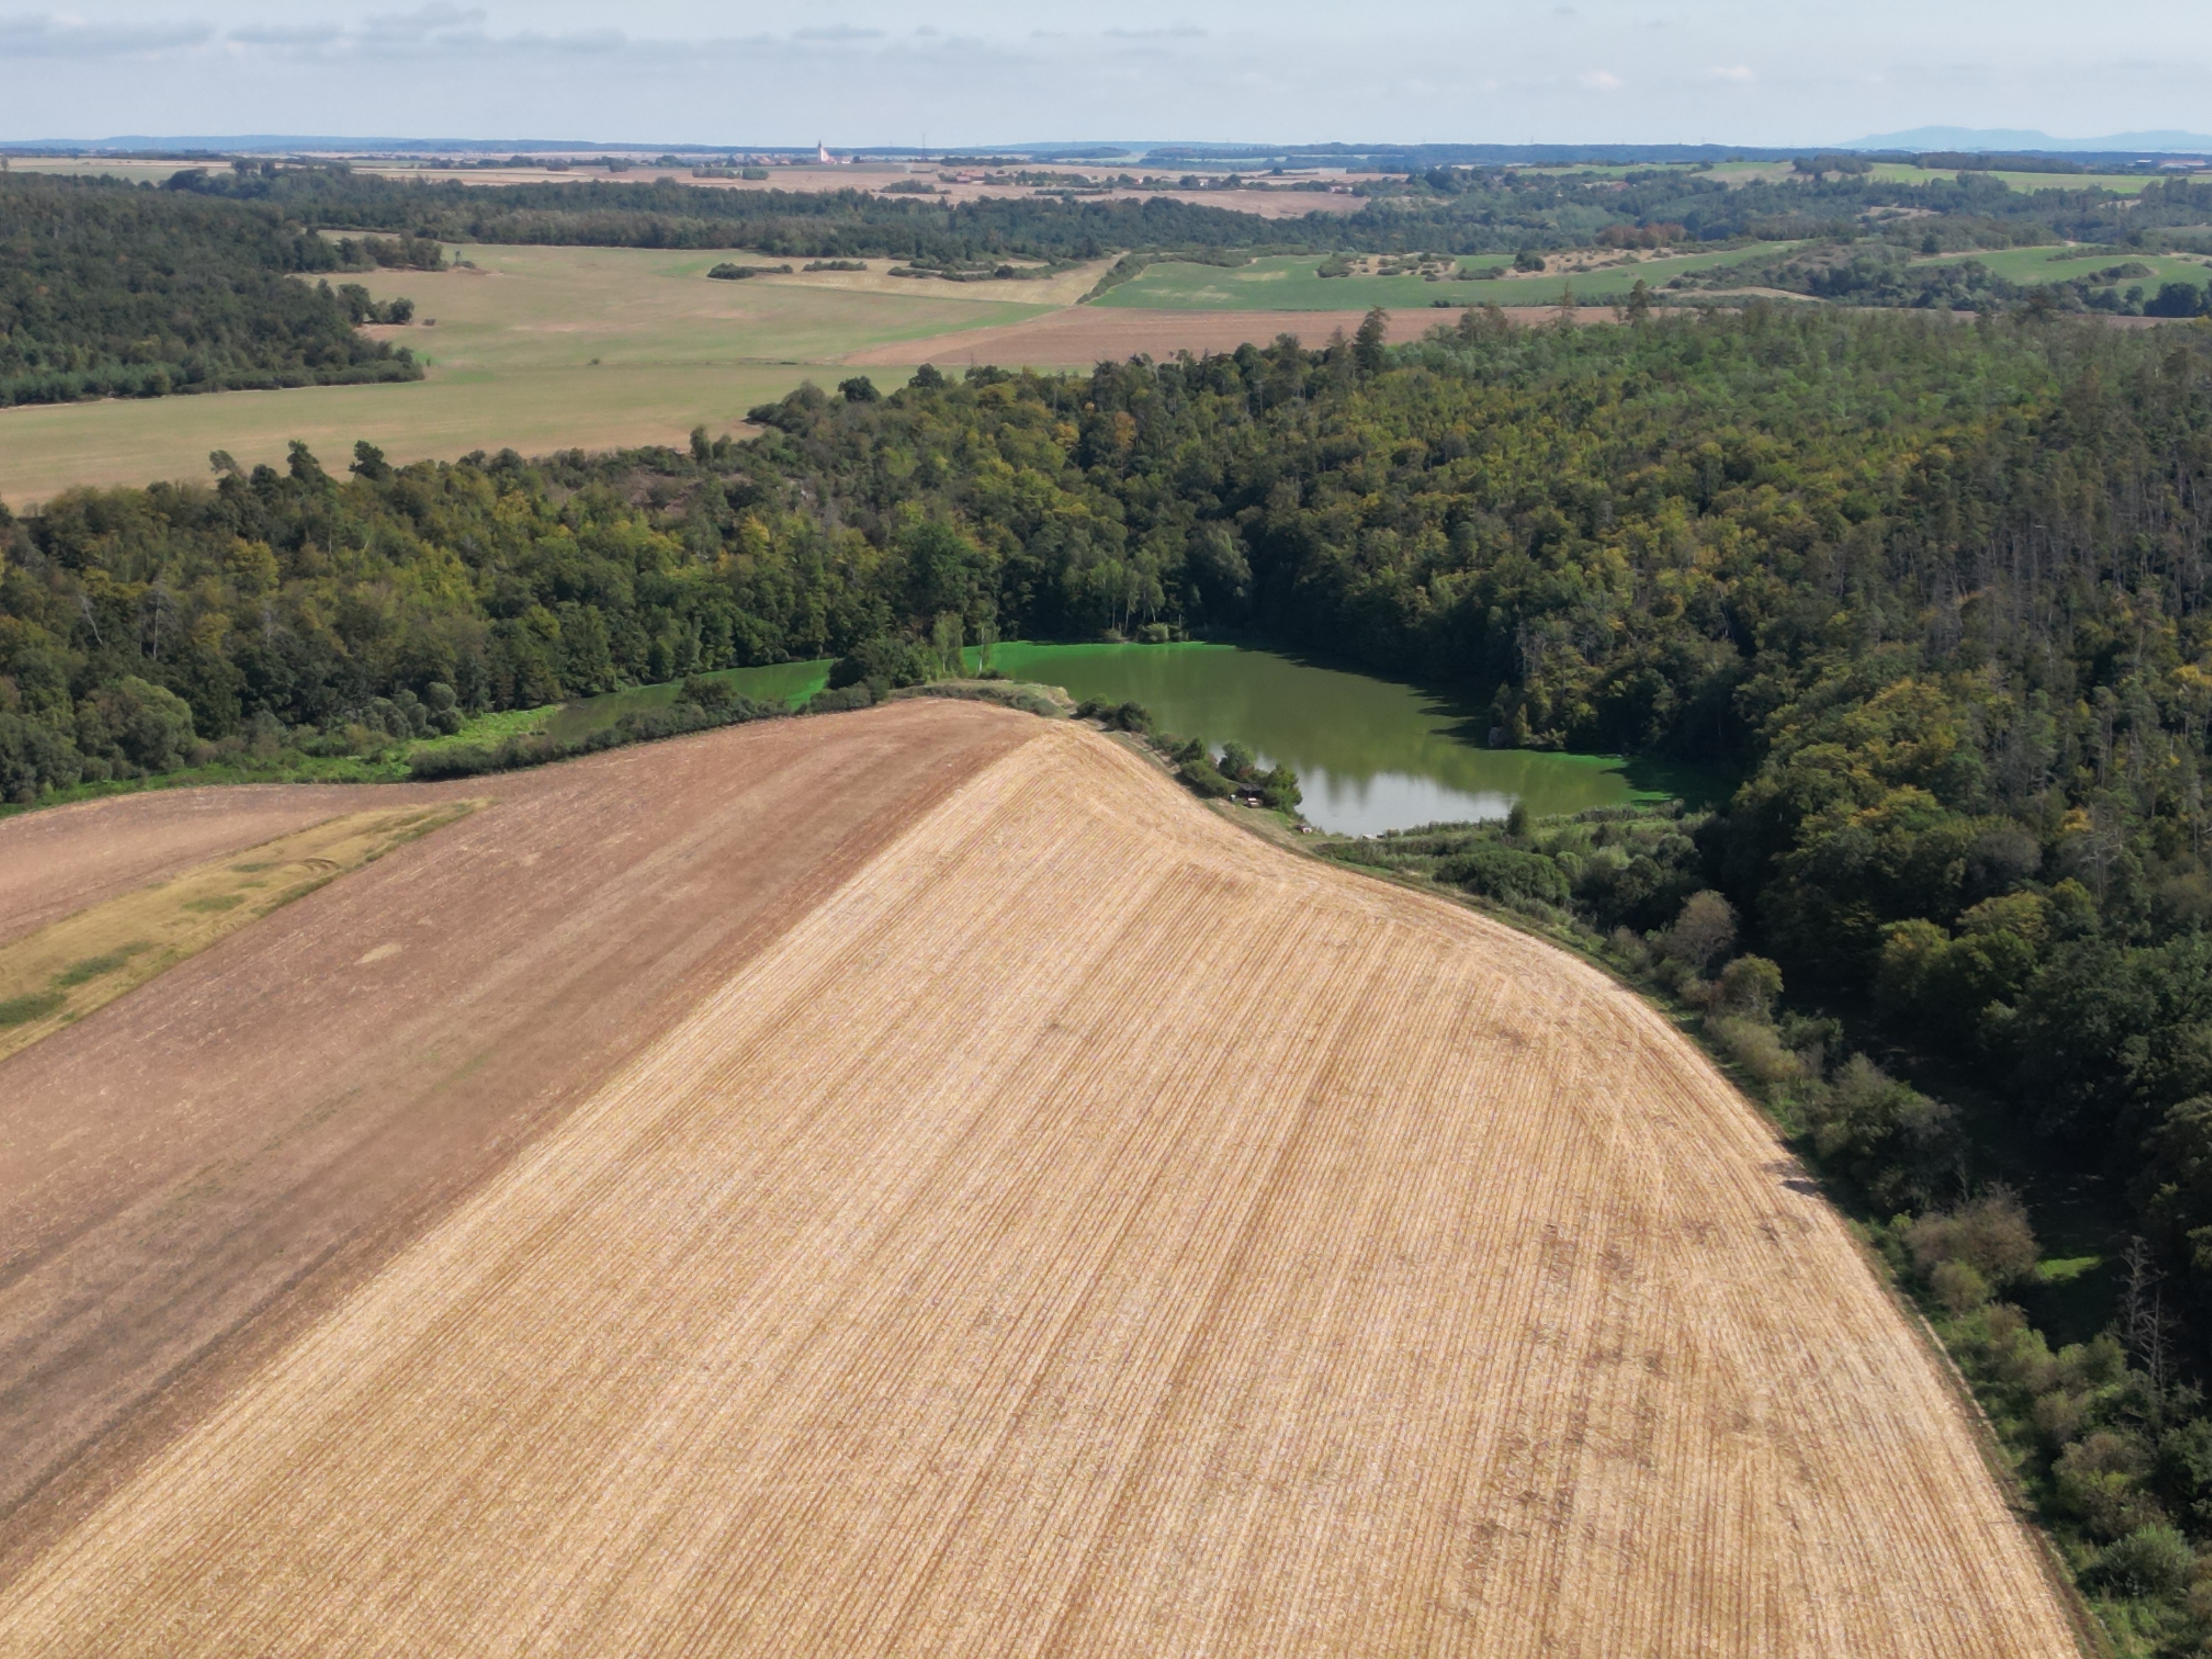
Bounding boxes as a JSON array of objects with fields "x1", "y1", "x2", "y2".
[{"x1": 408, "y1": 685, "x2": 783, "y2": 780}]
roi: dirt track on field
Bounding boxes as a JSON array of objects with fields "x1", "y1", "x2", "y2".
[
  {"x1": 0, "y1": 715, "x2": 2083, "y2": 1655},
  {"x1": 839, "y1": 304, "x2": 1498, "y2": 368},
  {"x1": 0, "y1": 703, "x2": 1032, "y2": 1578}
]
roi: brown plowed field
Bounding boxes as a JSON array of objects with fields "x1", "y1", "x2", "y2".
[
  {"x1": 0, "y1": 715, "x2": 2083, "y2": 1655},
  {"x1": 0, "y1": 785, "x2": 467, "y2": 944},
  {"x1": 0, "y1": 701, "x2": 1032, "y2": 1580}
]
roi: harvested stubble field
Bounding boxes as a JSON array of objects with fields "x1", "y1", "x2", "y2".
[
  {"x1": 0, "y1": 802, "x2": 475, "y2": 1063},
  {"x1": 0, "y1": 703, "x2": 1032, "y2": 1580},
  {"x1": 0, "y1": 708, "x2": 2084, "y2": 1655}
]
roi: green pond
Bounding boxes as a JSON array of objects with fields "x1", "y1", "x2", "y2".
[
  {"x1": 549, "y1": 641, "x2": 1720, "y2": 836},
  {"x1": 984, "y1": 641, "x2": 1718, "y2": 836}
]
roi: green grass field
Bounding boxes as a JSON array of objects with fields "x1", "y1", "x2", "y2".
[
  {"x1": 1093, "y1": 246, "x2": 1797, "y2": 312},
  {"x1": 1910, "y1": 244, "x2": 2212, "y2": 290},
  {"x1": 0, "y1": 244, "x2": 1062, "y2": 505},
  {"x1": 1867, "y1": 161, "x2": 2169, "y2": 195}
]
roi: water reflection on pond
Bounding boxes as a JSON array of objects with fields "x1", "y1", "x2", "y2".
[{"x1": 987, "y1": 641, "x2": 1714, "y2": 836}]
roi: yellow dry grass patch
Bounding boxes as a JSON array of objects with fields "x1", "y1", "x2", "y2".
[
  {"x1": 0, "y1": 802, "x2": 476, "y2": 1064},
  {"x1": 0, "y1": 729, "x2": 2081, "y2": 1655}
]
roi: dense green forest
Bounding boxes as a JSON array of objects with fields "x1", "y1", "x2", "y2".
[
  {"x1": 0, "y1": 175, "x2": 422, "y2": 406},
  {"x1": 12, "y1": 302, "x2": 2212, "y2": 1641},
  {"x1": 1366, "y1": 165, "x2": 2212, "y2": 252},
  {"x1": 164, "y1": 166, "x2": 1274, "y2": 264}
]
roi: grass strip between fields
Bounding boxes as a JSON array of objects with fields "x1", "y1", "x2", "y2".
[{"x1": 0, "y1": 802, "x2": 479, "y2": 1064}]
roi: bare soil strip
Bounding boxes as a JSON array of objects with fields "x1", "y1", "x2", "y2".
[
  {"x1": 0, "y1": 720, "x2": 2084, "y2": 1655},
  {"x1": 0, "y1": 702, "x2": 1034, "y2": 1579},
  {"x1": 839, "y1": 305, "x2": 1498, "y2": 368},
  {"x1": 0, "y1": 804, "x2": 476, "y2": 1064}
]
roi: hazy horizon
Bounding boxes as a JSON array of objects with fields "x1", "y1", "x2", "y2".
[{"x1": 2, "y1": 1, "x2": 2206, "y2": 151}]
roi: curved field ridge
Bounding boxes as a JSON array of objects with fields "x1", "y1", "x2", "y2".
[{"x1": 0, "y1": 724, "x2": 2081, "y2": 1656}]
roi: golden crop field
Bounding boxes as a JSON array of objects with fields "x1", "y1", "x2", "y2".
[{"x1": 0, "y1": 711, "x2": 2085, "y2": 1656}]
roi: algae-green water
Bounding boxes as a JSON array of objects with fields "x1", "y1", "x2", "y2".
[
  {"x1": 554, "y1": 642, "x2": 1718, "y2": 836},
  {"x1": 983, "y1": 641, "x2": 1711, "y2": 836}
]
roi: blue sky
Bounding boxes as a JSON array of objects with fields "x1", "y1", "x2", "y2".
[{"x1": 1, "y1": 1, "x2": 2204, "y2": 147}]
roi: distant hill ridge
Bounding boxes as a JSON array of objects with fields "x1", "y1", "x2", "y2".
[{"x1": 1847, "y1": 125, "x2": 2212, "y2": 154}]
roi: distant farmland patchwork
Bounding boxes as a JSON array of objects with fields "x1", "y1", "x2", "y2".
[
  {"x1": 0, "y1": 245, "x2": 1062, "y2": 502},
  {"x1": 1864, "y1": 162, "x2": 2171, "y2": 196},
  {"x1": 5, "y1": 207, "x2": 2203, "y2": 509},
  {"x1": 0, "y1": 709, "x2": 2086, "y2": 1655},
  {"x1": 1911, "y1": 244, "x2": 2212, "y2": 292},
  {"x1": 0, "y1": 240, "x2": 1610, "y2": 501}
]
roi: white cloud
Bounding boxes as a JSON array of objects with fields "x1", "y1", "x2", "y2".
[
  {"x1": 1578, "y1": 69, "x2": 1623, "y2": 91},
  {"x1": 361, "y1": 3, "x2": 482, "y2": 39},
  {"x1": 228, "y1": 21, "x2": 342, "y2": 43},
  {"x1": 1708, "y1": 63, "x2": 1753, "y2": 82},
  {"x1": 0, "y1": 13, "x2": 213, "y2": 55}
]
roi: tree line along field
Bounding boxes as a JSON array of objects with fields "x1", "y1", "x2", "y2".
[
  {"x1": 0, "y1": 708, "x2": 2087, "y2": 1655},
  {"x1": 0, "y1": 244, "x2": 1070, "y2": 503},
  {"x1": 1911, "y1": 245, "x2": 2212, "y2": 293},
  {"x1": 1091, "y1": 246, "x2": 1795, "y2": 311},
  {"x1": 0, "y1": 238, "x2": 1517, "y2": 501},
  {"x1": 1865, "y1": 162, "x2": 2174, "y2": 196},
  {"x1": 0, "y1": 235, "x2": 1633, "y2": 506},
  {"x1": 1095, "y1": 245, "x2": 2212, "y2": 313}
]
